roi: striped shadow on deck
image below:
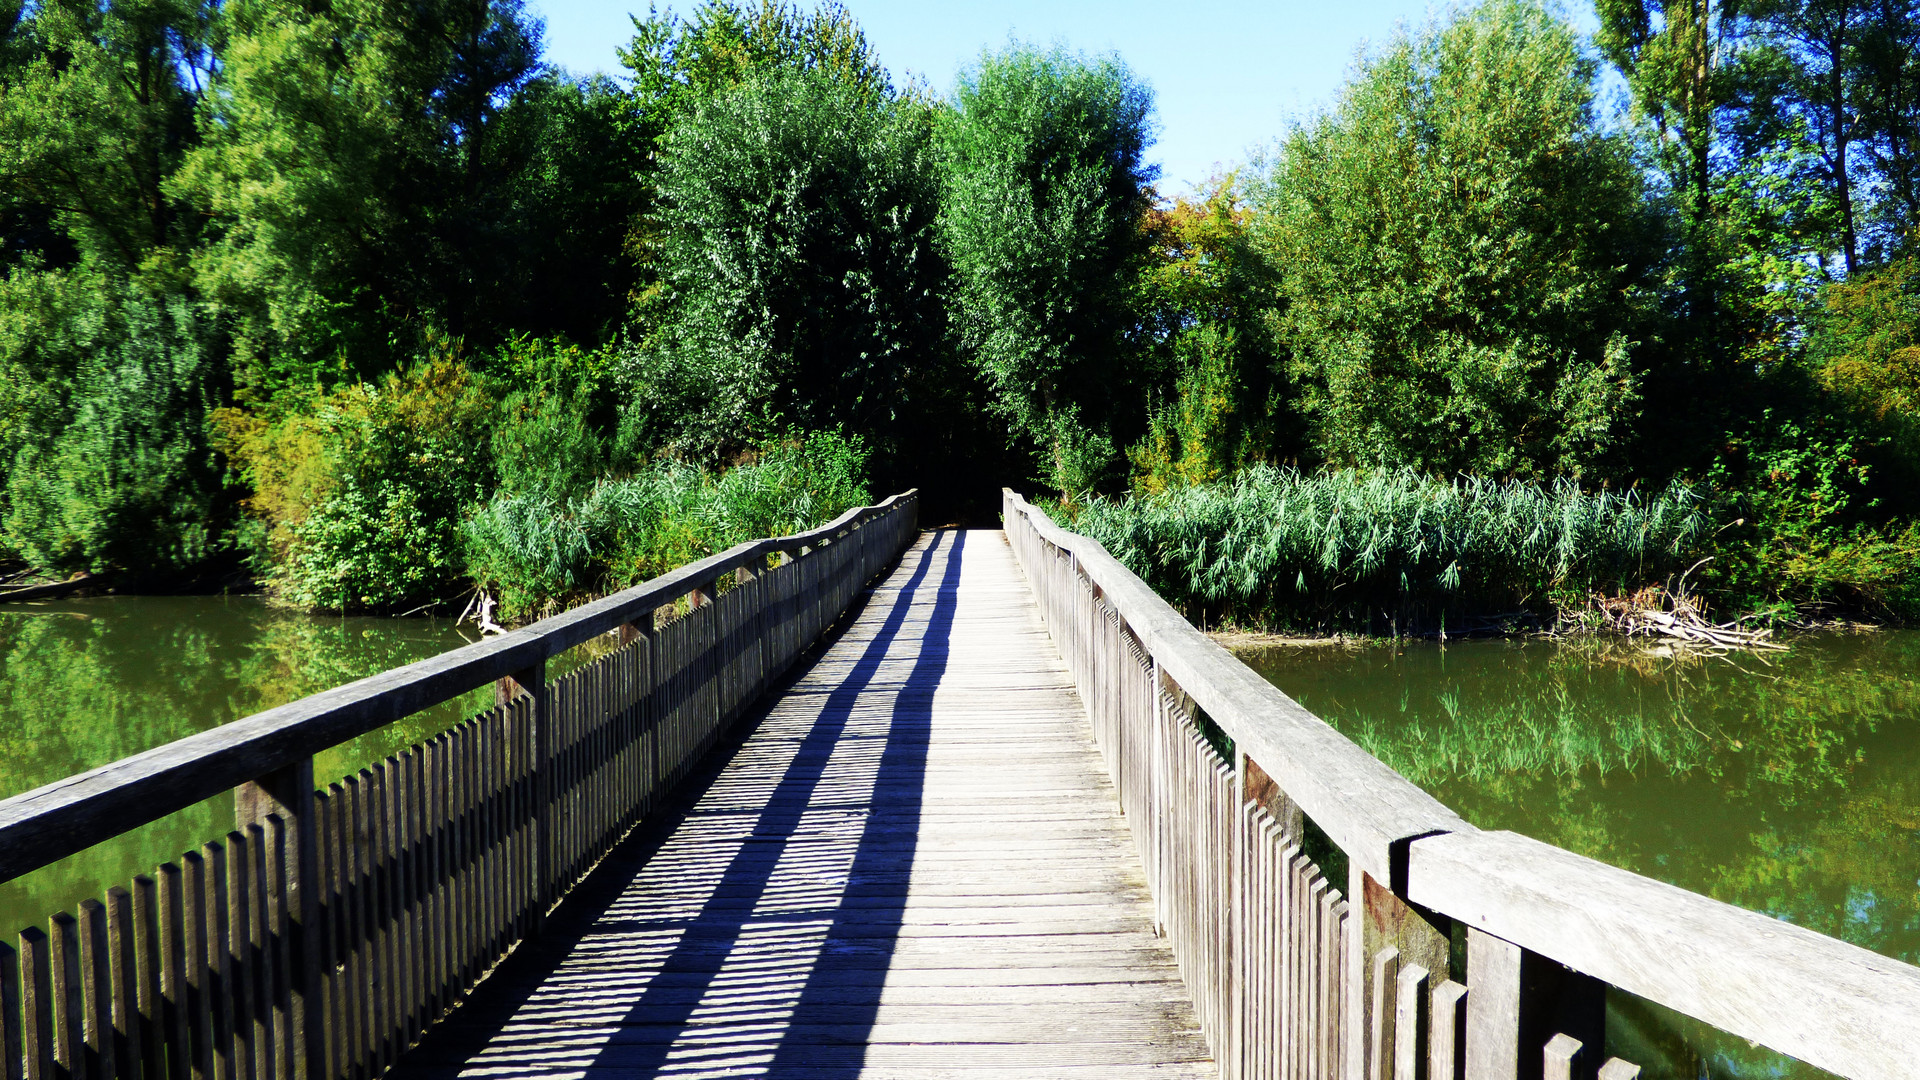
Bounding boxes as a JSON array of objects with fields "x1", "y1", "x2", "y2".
[{"x1": 392, "y1": 528, "x2": 1214, "y2": 1080}]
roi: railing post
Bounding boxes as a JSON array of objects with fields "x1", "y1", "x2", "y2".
[
  {"x1": 497, "y1": 661, "x2": 548, "y2": 925},
  {"x1": 235, "y1": 759, "x2": 316, "y2": 1080}
]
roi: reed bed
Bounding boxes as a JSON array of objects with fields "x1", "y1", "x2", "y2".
[
  {"x1": 1059, "y1": 466, "x2": 1707, "y2": 632},
  {"x1": 463, "y1": 434, "x2": 870, "y2": 619}
]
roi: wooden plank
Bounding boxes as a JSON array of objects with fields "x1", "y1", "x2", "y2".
[
  {"x1": 106, "y1": 889, "x2": 142, "y2": 1080},
  {"x1": 1393, "y1": 962, "x2": 1427, "y2": 1080},
  {"x1": 1, "y1": 940, "x2": 21, "y2": 1080},
  {"x1": 49, "y1": 914, "x2": 82, "y2": 1080},
  {"x1": 1429, "y1": 980, "x2": 1466, "y2": 1080},
  {"x1": 382, "y1": 530, "x2": 1206, "y2": 1080},
  {"x1": 79, "y1": 900, "x2": 113, "y2": 1080},
  {"x1": 1543, "y1": 1034, "x2": 1580, "y2": 1080},
  {"x1": 1408, "y1": 829, "x2": 1920, "y2": 1080},
  {"x1": 20, "y1": 929, "x2": 50, "y2": 1080},
  {"x1": 1464, "y1": 929, "x2": 1521, "y2": 1080}
]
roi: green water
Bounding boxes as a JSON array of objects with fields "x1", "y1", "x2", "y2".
[
  {"x1": 0, "y1": 595, "x2": 482, "y2": 940},
  {"x1": 1236, "y1": 632, "x2": 1920, "y2": 1080}
]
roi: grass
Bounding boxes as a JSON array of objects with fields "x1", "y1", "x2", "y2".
[{"x1": 1055, "y1": 466, "x2": 1708, "y2": 632}]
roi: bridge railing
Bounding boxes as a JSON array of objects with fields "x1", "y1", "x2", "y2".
[
  {"x1": 0, "y1": 490, "x2": 919, "y2": 1080},
  {"x1": 1003, "y1": 489, "x2": 1920, "y2": 1080}
]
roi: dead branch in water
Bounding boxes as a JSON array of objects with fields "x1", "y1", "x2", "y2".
[{"x1": 1587, "y1": 559, "x2": 1786, "y2": 652}]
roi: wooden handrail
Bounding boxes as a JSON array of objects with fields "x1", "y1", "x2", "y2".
[
  {"x1": 1001, "y1": 487, "x2": 1920, "y2": 1080},
  {"x1": 1001, "y1": 490, "x2": 1469, "y2": 884},
  {"x1": 1410, "y1": 829, "x2": 1920, "y2": 1079},
  {"x1": 0, "y1": 491, "x2": 917, "y2": 884}
]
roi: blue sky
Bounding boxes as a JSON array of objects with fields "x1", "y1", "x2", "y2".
[{"x1": 527, "y1": 0, "x2": 1599, "y2": 196}]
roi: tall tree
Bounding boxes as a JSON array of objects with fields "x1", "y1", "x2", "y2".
[
  {"x1": 174, "y1": 0, "x2": 543, "y2": 396},
  {"x1": 1598, "y1": 0, "x2": 1761, "y2": 333},
  {"x1": 1256, "y1": 0, "x2": 1662, "y2": 479},
  {"x1": 621, "y1": 66, "x2": 945, "y2": 462},
  {"x1": 0, "y1": 0, "x2": 211, "y2": 276},
  {"x1": 935, "y1": 43, "x2": 1157, "y2": 495}
]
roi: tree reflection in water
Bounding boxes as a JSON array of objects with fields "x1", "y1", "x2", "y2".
[{"x1": 1240, "y1": 632, "x2": 1920, "y2": 1080}]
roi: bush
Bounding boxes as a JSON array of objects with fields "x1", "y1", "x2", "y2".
[
  {"x1": 215, "y1": 355, "x2": 495, "y2": 611},
  {"x1": 1059, "y1": 466, "x2": 1706, "y2": 630},
  {"x1": 463, "y1": 430, "x2": 872, "y2": 620}
]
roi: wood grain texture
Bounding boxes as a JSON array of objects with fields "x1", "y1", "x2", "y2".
[
  {"x1": 1410, "y1": 829, "x2": 1920, "y2": 1079},
  {"x1": 388, "y1": 530, "x2": 1212, "y2": 1080}
]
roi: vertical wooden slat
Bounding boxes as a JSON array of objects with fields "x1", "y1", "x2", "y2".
[
  {"x1": 154, "y1": 865, "x2": 189, "y2": 1080},
  {"x1": 200, "y1": 845, "x2": 230, "y2": 1080},
  {"x1": 21, "y1": 929, "x2": 51, "y2": 1080},
  {"x1": 1430, "y1": 980, "x2": 1467, "y2": 1080},
  {"x1": 2, "y1": 940, "x2": 24, "y2": 1080},
  {"x1": 306, "y1": 793, "x2": 338, "y2": 1080},
  {"x1": 1370, "y1": 946, "x2": 1399, "y2": 1080},
  {"x1": 49, "y1": 914, "x2": 83, "y2": 1080},
  {"x1": 368, "y1": 766, "x2": 393, "y2": 1077},
  {"x1": 78, "y1": 902, "x2": 112, "y2": 1080},
  {"x1": 1394, "y1": 963, "x2": 1429, "y2": 1080},
  {"x1": 336, "y1": 781, "x2": 364, "y2": 1080},
  {"x1": 250, "y1": 822, "x2": 278, "y2": 1080},
  {"x1": 1543, "y1": 1034, "x2": 1581, "y2": 1080},
  {"x1": 1465, "y1": 929, "x2": 1523, "y2": 1080},
  {"x1": 109, "y1": 888, "x2": 145, "y2": 1080},
  {"x1": 220, "y1": 836, "x2": 250, "y2": 1080}
]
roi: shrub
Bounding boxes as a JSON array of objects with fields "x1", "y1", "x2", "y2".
[
  {"x1": 0, "y1": 278, "x2": 224, "y2": 576},
  {"x1": 215, "y1": 355, "x2": 495, "y2": 611}
]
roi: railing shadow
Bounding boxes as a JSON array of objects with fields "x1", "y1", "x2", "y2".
[{"x1": 395, "y1": 528, "x2": 967, "y2": 1078}]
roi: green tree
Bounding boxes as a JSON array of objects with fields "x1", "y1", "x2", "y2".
[
  {"x1": 1129, "y1": 174, "x2": 1289, "y2": 493},
  {"x1": 0, "y1": 277, "x2": 223, "y2": 575},
  {"x1": 0, "y1": 0, "x2": 210, "y2": 279},
  {"x1": 620, "y1": 66, "x2": 945, "y2": 463},
  {"x1": 615, "y1": 0, "x2": 889, "y2": 312},
  {"x1": 1254, "y1": 0, "x2": 1662, "y2": 479},
  {"x1": 935, "y1": 43, "x2": 1158, "y2": 496},
  {"x1": 174, "y1": 0, "x2": 543, "y2": 396}
]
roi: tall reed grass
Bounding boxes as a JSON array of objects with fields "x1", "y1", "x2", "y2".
[
  {"x1": 1058, "y1": 466, "x2": 1707, "y2": 631},
  {"x1": 464, "y1": 432, "x2": 870, "y2": 619}
]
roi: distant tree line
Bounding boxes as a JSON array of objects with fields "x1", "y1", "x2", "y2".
[{"x1": 1, "y1": 0, "x2": 1915, "y2": 619}]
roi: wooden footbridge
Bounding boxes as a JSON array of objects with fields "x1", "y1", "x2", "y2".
[{"x1": 0, "y1": 492, "x2": 1914, "y2": 1080}]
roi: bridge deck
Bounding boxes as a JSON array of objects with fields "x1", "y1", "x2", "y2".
[{"x1": 395, "y1": 528, "x2": 1213, "y2": 1080}]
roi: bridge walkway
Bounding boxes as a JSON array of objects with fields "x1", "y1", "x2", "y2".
[{"x1": 393, "y1": 528, "x2": 1213, "y2": 1080}]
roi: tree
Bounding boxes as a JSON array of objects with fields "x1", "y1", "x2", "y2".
[
  {"x1": 615, "y1": 1, "x2": 889, "y2": 312},
  {"x1": 935, "y1": 44, "x2": 1158, "y2": 496},
  {"x1": 1254, "y1": 0, "x2": 1662, "y2": 479},
  {"x1": 1129, "y1": 174, "x2": 1289, "y2": 493},
  {"x1": 621, "y1": 66, "x2": 945, "y2": 462},
  {"x1": 0, "y1": 0, "x2": 211, "y2": 279},
  {"x1": 174, "y1": 0, "x2": 543, "y2": 397}
]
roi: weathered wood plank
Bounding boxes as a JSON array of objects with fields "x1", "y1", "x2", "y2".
[
  {"x1": 1002, "y1": 491, "x2": 1469, "y2": 883},
  {"x1": 384, "y1": 530, "x2": 1210, "y2": 1080},
  {"x1": 1410, "y1": 829, "x2": 1920, "y2": 1080}
]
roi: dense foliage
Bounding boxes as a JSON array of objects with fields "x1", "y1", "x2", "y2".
[{"x1": 1, "y1": 0, "x2": 1916, "y2": 624}]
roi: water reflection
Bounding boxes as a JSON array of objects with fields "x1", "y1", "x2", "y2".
[
  {"x1": 1237, "y1": 632, "x2": 1920, "y2": 1079},
  {"x1": 0, "y1": 595, "x2": 479, "y2": 937}
]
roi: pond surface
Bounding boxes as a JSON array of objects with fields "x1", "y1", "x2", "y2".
[
  {"x1": 1236, "y1": 632, "x2": 1920, "y2": 1080},
  {"x1": 0, "y1": 595, "x2": 481, "y2": 940}
]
